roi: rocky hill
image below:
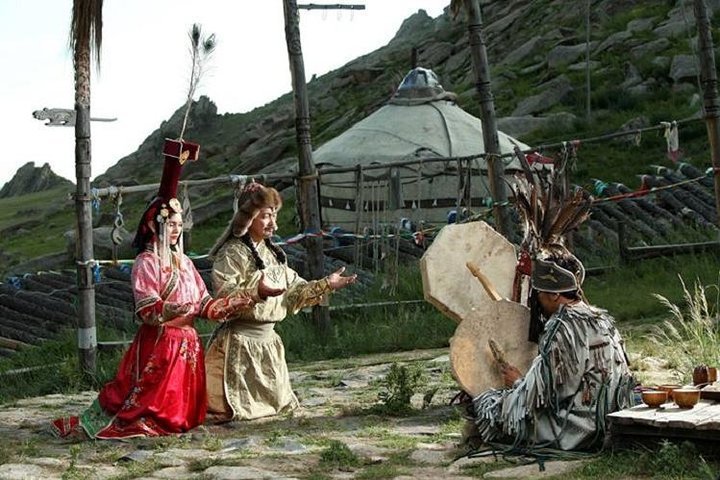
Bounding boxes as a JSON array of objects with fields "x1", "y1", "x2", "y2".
[
  {"x1": 90, "y1": 0, "x2": 720, "y2": 191},
  {"x1": 0, "y1": 162, "x2": 72, "y2": 199}
]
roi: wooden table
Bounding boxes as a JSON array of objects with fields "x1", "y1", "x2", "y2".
[{"x1": 608, "y1": 399, "x2": 720, "y2": 443}]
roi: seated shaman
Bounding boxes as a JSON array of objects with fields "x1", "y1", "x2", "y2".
[{"x1": 470, "y1": 246, "x2": 635, "y2": 451}]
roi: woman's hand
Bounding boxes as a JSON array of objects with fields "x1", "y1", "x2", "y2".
[
  {"x1": 227, "y1": 293, "x2": 254, "y2": 311},
  {"x1": 162, "y1": 301, "x2": 193, "y2": 321},
  {"x1": 327, "y1": 266, "x2": 357, "y2": 291},
  {"x1": 206, "y1": 294, "x2": 254, "y2": 322}
]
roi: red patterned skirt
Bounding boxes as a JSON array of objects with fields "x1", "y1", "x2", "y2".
[{"x1": 52, "y1": 324, "x2": 207, "y2": 439}]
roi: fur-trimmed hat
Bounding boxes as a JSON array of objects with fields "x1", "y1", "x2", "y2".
[
  {"x1": 132, "y1": 138, "x2": 200, "y2": 252},
  {"x1": 209, "y1": 182, "x2": 282, "y2": 256},
  {"x1": 531, "y1": 247, "x2": 586, "y2": 293}
]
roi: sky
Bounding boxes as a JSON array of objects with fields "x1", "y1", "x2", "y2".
[{"x1": 0, "y1": 0, "x2": 448, "y2": 190}]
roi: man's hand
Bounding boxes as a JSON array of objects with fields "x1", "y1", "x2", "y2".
[
  {"x1": 499, "y1": 362, "x2": 522, "y2": 388},
  {"x1": 257, "y1": 273, "x2": 286, "y2": 300},
  {"x1": 327, "y1": 266, "x2": 357, "y2": 291}
]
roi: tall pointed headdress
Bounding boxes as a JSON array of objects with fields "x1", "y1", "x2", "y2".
[{"x1": 132, "y1": 138, "x2": 200, "y2": 263}]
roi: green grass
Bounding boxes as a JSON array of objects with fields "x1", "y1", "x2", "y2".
[
  {"x1": 583, "y1": 251, "x2": 720, "y2": 323},
  {"x1": 650, "y1": 275, "x2": 720, "y2": 383},
  {"x1": 0, "y1": 186, "x2": 75, "y2": 262},
  {"x1": 572, "y1": 440, "x2": 717, "y2": 479}
]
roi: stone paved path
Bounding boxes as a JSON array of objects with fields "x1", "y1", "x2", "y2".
[{"x1": 0, "y1": 348, "x2": 676, "y2": 480}]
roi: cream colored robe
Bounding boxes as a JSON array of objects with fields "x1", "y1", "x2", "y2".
[{"x1": 205, "y1": 237, "x2": 332, "y2": 420}]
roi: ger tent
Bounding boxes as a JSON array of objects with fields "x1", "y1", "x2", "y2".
[{"x1": 314, "y1": 67, "x2": 541, "y2": 231}]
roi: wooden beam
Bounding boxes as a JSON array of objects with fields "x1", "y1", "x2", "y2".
[{"x1": 0, "y1": 336, "x2": 30, "y2": 350}]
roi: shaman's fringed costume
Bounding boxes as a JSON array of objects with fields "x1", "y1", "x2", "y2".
[
  {"x1": 473, "y1": 302, "x2": 634, "y2": 450},
  {"x1": 205, "y1": 237, "x2": 332, "y2": 420},
  {"x1": 469, "y1": 153, "x2": 635, "y2": 451}
]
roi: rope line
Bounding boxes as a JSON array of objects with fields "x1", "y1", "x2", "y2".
[{"x1": 591, "y1": 171, "x2": 713, "y2": 204}]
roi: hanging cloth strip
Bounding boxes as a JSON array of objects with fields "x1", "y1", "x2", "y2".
[
  {"x1": 455, "y1": 158, "x2": 463, "y2": 213},
  {"x1": 416, "y1": 158, "x2": 423, "y2": 220},
  {"x1": 354, "y1": 165, "x2": 364, "y2": 267},
  {"x1": 181, "y1": 184, "x2": 193, "y2": 232},
  {"x1": 661, "y1": 120, "x2": 680, "y2": 162},
  {"x1": 463, "y1": 158, "x2": 472, "y2": 212},
  {"x1": 91, "y1": 188, "x2": 101, "y2": 212},
  {"x1": 524, "y1": 151, "x2": 554, "y2": 165}
]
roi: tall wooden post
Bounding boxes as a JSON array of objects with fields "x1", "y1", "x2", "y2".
[
  {"x1": 464, "y1": 0, "x2": 512, "y2": 237},
  {"x1": 585, "y1": 0, "x2": 592, "y2": 123},
  {"x1": 694, "y1": 0, "x2": 720, "y2": 227},
  {"x1": 74, "y1": 102, "x2": 97, "y2": 377},
  {"x1": 283, "y1": 0, "x2": 330, "y2": 333},
  {"x1": 31, "y1": 105, "x2": 115, "y2": 376},
  {"x1": 70, "y1": 0, "x2": 102, "y2": 378}
]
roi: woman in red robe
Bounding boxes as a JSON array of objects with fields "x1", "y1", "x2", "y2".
[{"x1": 52, "y1": 141, "x2": 251, "y2": 439}]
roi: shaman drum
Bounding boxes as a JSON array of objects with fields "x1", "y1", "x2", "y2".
[
  {"x1": 420, "y1": 221, "x2": 536, "y2": 396},
  {"x1": 420, "y1": 221, "x2": 520, "y2": 323},
  {"x1": 449, "y1": 299, "x2": 536, "y2": 396}
]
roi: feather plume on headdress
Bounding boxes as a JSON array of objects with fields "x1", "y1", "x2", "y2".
[
  {"x1": 511, "y1": 148, "x2": 593, "y2": 342},
  {"x1": 511, "y1": 148, "x2": 592, "y2": 257}
]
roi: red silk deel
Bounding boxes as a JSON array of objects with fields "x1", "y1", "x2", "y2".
[{"x1": 94, "y1": 324, "x2": 207, "y2": 439}]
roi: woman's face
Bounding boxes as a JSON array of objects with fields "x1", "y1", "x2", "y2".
[
  {"x1": 166, "y1": 212, "x2": 183, "y2": 246},
  {"x1": 248, "y1": 207, "x2": 278, "y2": 242}
]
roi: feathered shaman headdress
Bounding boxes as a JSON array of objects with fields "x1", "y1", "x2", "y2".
[{"x1": 511, "y1": 148, "x2": 593, "y2": 341}]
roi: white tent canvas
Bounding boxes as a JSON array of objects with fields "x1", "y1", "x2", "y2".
[{"x1": 314, "y1": 68, "x2": 538, "y2": 231}]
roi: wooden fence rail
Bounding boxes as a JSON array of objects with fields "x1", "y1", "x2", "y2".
[{"x1": 618, "y1": 221, "x2": 720, "y2": 262}]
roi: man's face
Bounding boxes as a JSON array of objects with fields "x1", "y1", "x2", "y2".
[
  {"x1": 536, "y1": 290, "x2": 560, "y2": 317},
  {"x1": 248, "y1": 207, "x2": 278, "y2": 242}
]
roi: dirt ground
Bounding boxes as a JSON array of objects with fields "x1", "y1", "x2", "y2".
[{"x1": 0, "y1": 348, "x2": 678, "y2": 480}]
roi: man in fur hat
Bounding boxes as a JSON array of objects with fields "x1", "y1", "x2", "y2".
[{"x1": 205, "y1": 182, "x2": 357, "y2": 421}]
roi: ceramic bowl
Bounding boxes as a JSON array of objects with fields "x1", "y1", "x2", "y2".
[
  {"x1": 656, "y1": 384, "x2": 682, "y2": 400},
  {"x1": 641, "y1": 390, "x2": 668, "y2": 408},
  {"x1": 672, "y1": 388, "x2": 701, "y2": 408}
]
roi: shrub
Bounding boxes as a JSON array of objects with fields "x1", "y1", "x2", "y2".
[
  {"x1": 319, "y1": 440, "x2": 360, "y2": 469},
  {"x1": 377, "y1": 363, "x2": 426, "y2": 415}
]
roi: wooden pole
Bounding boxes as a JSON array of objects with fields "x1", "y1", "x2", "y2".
[
  {"x1": 693, "y1": 0, "x2": 720, "y2": 227},
  {"x1": 73, "y1": 42, "x2": 97, "y2": 377},
  {"x1": 283, "y1": 0, "x2": 330, "y2": 334},
  {"x1": 585, "y1": 0, "x2": 591, "y2": 123},
  {"x1": 464, "y1": 0, "x2": 512, "y2": 238}
]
